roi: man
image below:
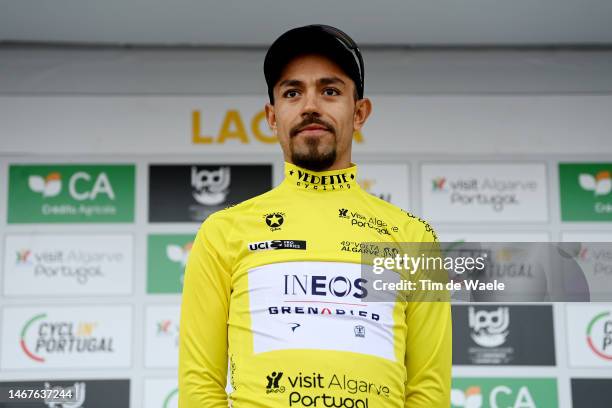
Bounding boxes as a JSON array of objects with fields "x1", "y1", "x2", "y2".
[{"x1": 179, "y1": 24, "x2": 451, "y2": 407}]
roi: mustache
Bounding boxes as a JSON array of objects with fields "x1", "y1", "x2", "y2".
[{"x1": 290, "y1": 115, "x2": 335, "y2": 137}]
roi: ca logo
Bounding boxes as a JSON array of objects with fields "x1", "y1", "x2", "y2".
[
  {"x1": 69, "y1": 172, "x2": 115, "y2": 201},
  {"x1": 29, "y1": 171, "x2": 116, "y2": 201}
]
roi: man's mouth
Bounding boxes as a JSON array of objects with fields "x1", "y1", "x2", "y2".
[{"x1": 295, "y1": 124, "x2": 330, "y2": 137}]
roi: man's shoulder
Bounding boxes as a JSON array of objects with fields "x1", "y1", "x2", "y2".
[
  {"x1": 200, "y1": 184, "x2": 282, "y2": 227},
  {"x1": 399, "y1": 208, "x2": 438, "y2": 242},
  {"x1": 359, "y1": 189, "x2": 438, "y2": 242}
]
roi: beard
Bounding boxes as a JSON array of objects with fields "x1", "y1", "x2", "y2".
[
  {"x1": 291, "y1": 137, "x2": 337, "y2": 172},
  {"x1": 289, "y1": 114, "x2": 337, "y2": 172}
]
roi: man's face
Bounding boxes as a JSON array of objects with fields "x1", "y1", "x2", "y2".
[{"x1": 265, "y1": 54, "x2": 371, "y2": 171}]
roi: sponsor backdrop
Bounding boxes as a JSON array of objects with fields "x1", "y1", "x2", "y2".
[{"x1": 0, "y1": 99, "x2": 611, "y2": 407}]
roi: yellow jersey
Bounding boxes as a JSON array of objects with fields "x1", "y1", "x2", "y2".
[{"x1": 179, "y1": 162, "x2": 451, "y2": 407}]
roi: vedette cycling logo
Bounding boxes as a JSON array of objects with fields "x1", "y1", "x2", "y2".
[
  {"x1": 191, "y1": 166, "x2": 231, "y2": 205},
  {"x1": 288, "y1": 168, "x2": 354, "y2": 191},
  {"x1": 337, "y1": 208, "x2": 393, "y2": 236},
  {"x1": 266, "y1": 372, "x2": 286, "y2": 393},
  {"x1": 248, "y1": 240, "x2": 307, "y2": 252},
  {"x1": 264, "y1": 212, "x2": 285, "y2": 231},
  {"x1": 29, "y1": 172, "x2": 62, "y2": 197},
  {"x1": 20, "y1": 313, "x2": 115, "y2": 363},
  {"x1": 579, "y1": 171, "x2": 612, "y2": 196},
  {"x1": 469, "y1": 307, "x2": 510, "y2": 348},
  {"x1": 586, "y1": 311, "x2": 612, "y2": 360},
  {"x1": 451, "y1": 386, "x2": 482, "y2": 408}
]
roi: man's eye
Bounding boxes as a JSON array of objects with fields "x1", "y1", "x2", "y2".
[
  {"x1": 323, "y1": 88, "x2": 340, "y2": 96},
  {"x1": 283, "y1": 90, "x2": 300, "y2": 98}
]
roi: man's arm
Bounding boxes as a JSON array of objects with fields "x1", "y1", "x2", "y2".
[
  {"x1": 404, "y1": 300, "x2": 452, "y2": 407},
  {"x1": 179, "y1": 217, "x2": 231, "y2": 407},
  {"x1": 404, "y1": 232, "x2": 452, "y2": 407}
]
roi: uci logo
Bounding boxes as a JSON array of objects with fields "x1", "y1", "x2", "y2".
[
  {"x1": 248, "y1": 240, "x2": 281, "y2": 251},
  {"x1": 248, "y1": 240, "x2": 306, "y2": 252}
]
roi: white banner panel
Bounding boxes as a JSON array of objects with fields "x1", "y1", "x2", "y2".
[
  {"x1": 3, "y1": 234, "x2": 133, "y2": 296},
  {"x1": 2, "y1": 96, "x2": 612, "y2": 154},
  {"x1": 143, "y1": 379, "x2": 178, "y2": 408},
  {"x1": 144, "y1": 305, "x2": 180, "y2": 368},
  {"x1": 562, "y1": 233, "x2": 612, "y2": 302},
  {"x1": 358, "y1": 163, "x2": 410, "y2": 209},
  {"x1": 1, "y1": 305, "x2": 132, "y2": 369},
  {"x1": 421, "y1": 163, "x2": 548, "y2": 223},
  {"x1": 566, "y1": 304, "x2": 612, "y2": 368}
]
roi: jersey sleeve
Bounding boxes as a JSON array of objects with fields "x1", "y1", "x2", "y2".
[
  {"x1": 179, "y1": 215, "x2": 232, "y2": 407},
  {"x1": 404, "y1": 228, "x2": 452, "y2": 407}
]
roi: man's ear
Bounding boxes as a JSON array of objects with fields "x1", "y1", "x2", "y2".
[
  {"x1": 265, "y1": 103, "x2": 276, "y2": 133},
  {"x1": 353, "y1": 98, "x2": 372, "y2": 131}
]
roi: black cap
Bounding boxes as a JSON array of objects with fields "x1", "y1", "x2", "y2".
[{"x1": 264, "y1": 24, "x2": 364, "y2": 104}]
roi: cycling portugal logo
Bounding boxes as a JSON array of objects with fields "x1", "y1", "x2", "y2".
[{"x1": 586, "y1": 311, "x2": 612, "y2": 360}]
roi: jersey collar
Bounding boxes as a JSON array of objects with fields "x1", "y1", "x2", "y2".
[{"x1": 283, "y1": 161, "x2": 358, "y2": 192}]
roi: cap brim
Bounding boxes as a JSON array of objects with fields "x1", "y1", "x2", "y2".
[{"x1": 264, "y1": 26, "x2": 362, "y2": 102}]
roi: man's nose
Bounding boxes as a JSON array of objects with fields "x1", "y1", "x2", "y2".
[{"x1": 300, "y1": 89, "x2": 320, "y2": 116}]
